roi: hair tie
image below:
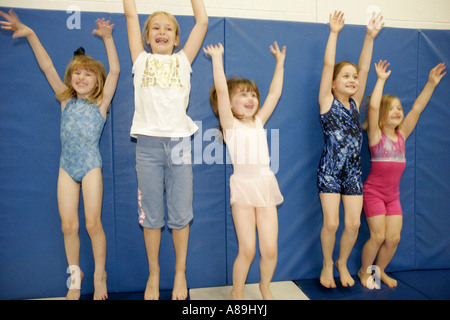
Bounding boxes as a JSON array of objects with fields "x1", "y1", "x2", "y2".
[{"x1": 73, "y1": 47, "x2": 85, "y2": 57}]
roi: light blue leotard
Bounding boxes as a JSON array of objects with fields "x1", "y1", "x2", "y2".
[{"x1": 60, "y1": 98, "x2": 106, "y2": 183}]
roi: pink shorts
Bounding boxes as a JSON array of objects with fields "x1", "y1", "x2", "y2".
[{"x1": 363, "y1": 192, "x2": 403, "y2": 218}]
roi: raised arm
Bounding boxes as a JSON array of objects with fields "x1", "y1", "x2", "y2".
[
  {"x1": 366, "y1": 60, "x2": 391, "y2": 146},
  {"x1": 203, "y1": 43, "x2": 234, "y2": 132},
  {"x1": 123, "y1": 0, "x2": 145, "y2": 63},
  {"x1": 93, "y1": 18, "x2": 120, "y2": 115},
  {"x1": 183, "y1": 0, "x2": 208, "y2": 64},
  {"x1": 258, "y1": 41, "x2": 286, "y2": 126},
  {"x1": 399, "y1": 63, "x2": 446, "y2": 140},
  {"x1": 353, "y1": 16, "x2": 384, "y2": 109},
  {"x1": 318, "y1": 11, "x2": 344, "y2": 113},
  {"x1": 0, "y1": 9, "x2": 66, "y2": 97}
]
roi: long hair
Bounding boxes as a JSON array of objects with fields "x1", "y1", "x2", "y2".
[
  {"x1": 362, "y1": 94, "x2": 401, "y2": 131},
  {"x1": 56, "y1": 50, "x2": 107, "y2": 105}
]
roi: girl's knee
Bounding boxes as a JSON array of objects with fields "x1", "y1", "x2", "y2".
[
  {"x1": 385, "y1": 233, "x2": 401, "y2": 247},
  {"x1": 370, "y1": 232, "x2": 386, "y2": 246},
  {"x1": 260, "y1": 246, "x2": 277, "y2": 261},
  {"x1": 85, "y1": 219, "x2": 103, "y2": 237},
  {"x1": 323, "y1": 219, "x2": 339, "y2": 234},
  {"x1": 61, "y1": 221, "x2": 79, "y2": 236},
  {"x1": 345, "y1": 219, "x2": 360, "y2": 234},
  {"x1": 239, "y1": 245, "x2": 256, "y2": 261}
]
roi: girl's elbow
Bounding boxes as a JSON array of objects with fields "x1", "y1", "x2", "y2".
[
  {"x1": 197, "y1": 18, "x2": 208, "y2": 31},
  {"x1": 110, "y1": 67, "x2": 120, "y2": 77}
]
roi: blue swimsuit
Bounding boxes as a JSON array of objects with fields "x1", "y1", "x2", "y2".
[
  {"x1": 60, "y1": 98, "x2": 106, "y2": 183},
  {"x1": 317, "y1": 98, "x2": 363, "y2": 195}
]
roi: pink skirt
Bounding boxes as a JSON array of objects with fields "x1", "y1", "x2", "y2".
[{"x1": 230, "y1": 173, "x2": 283, "y2": 207}]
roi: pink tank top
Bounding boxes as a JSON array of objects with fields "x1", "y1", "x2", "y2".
[{"x1": 363, "y1": 131, "x2": 406, "y2": 197}]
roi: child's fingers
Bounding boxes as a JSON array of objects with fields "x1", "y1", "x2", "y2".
[
  {"x1": 0, "y1": 20, "x2": 12, "y2": 28},
  {"x1": 9, "y1": 9, "x2": 18, "y2": 20},
  {"x1": 0, "y1": 11, "x2": 10, "y2": 22}
]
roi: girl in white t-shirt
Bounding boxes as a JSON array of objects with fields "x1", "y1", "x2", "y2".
[{"x1": 123, "y1": 0, "x2": 208, "y2": 300}]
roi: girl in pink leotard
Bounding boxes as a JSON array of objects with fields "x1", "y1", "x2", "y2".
[
  {"x1": 204, "y1": 42, "x2": 286, "y2": 300},
  {"x1": 358, "y1": 60, "x2": 446, "y2": 289}
]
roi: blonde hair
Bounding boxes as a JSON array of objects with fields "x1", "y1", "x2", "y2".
[
  {"x1": 142, "y1": 11, "x2": 180, "y2": 52},
  {"x1": 362, "y1": 94, "x2": 401, "y2": 130},
  {"x1": 56, "y1": 53, "x2": 107, "y2": 106}
]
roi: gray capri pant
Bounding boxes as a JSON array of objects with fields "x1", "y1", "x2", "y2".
[{"x1": 136, "y1": 135, "x2": 193, "y2": 230}]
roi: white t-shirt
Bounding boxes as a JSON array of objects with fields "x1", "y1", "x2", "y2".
[{"x1": 131, "y1": 50, "x2": 198, "y2": 138}]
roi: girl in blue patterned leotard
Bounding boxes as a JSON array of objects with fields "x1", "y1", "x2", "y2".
[
  {"x1": 318, "y1": 97, "x2": 363, "y2": 195},
  {"x1": 1, "y1": 11, "x2": 120, "y2": 300},
  {"x1": 316, "y1": 11, "x2": 383, "y2": 289},
  {"x1": 60, "y1": 97, "x2": 106, "y2": 183}
]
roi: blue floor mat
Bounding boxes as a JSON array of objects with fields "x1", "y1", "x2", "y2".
[
  {"x1": 389, "y1": 269, "x2": 450, "y2": 300},
  {"x1": 295, "y1": 269, "x2": 450, "y2": 300}
]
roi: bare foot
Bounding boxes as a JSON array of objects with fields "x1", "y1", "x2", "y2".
[
  {"x1": 93, "y1": 271, "x2": 108, "y2": 300},
  {"x1": 381, "y1": 271, "x2": 397, "y2": 288},
  {"x1": 357, "y1": 268, "x2": 380, "y2": 289},
  {"x1": 144, "y1": 270, "x2": 160, "y2": 300},
  {"x1": 320, "y1": 262, "x2": 336, "y2": 288},
  {"x1": 172, "y1": 271, "x2": 188, "y2": 300},
  {"x1": 259, "y1": 282, "x2": 275, "y2": 300},
  {"x1": 66, "y1": 268, "x2": 84, "y2": 300},
  {"x1": 335, "y1": 260, "x2": 355, "y2": 287}
]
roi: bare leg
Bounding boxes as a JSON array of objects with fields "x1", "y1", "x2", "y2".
[
  {"x1": 376, "y1": 215, "x2": 402, "y2": 288},
  {"x1": 335, "y1": 195, "x2": 362, "y2": 287},
  {"x1": 172, "y1": 225, "x2": 189, "y2": 300},
  {"x1": 58, "y1": 169, "x2": 83, "y2": 300},
  {"x1": 82, "y1": 168, "x2": 108, "y2": 300},
  {"x1": 358, "y1": 215, "x2": 386, "y2": 289},
  {"x1": 256, "y1": 206, "x2": 278, "y2": 300},
  {"x1": 319, "y1": 193, "x2": 340, "y2": 288},
  {"x1": 230, "y1": 204, "x2": 256, "y2": 300},
  {"x1": 143, "y1": 228, "x2": 161, "y2": 300}
]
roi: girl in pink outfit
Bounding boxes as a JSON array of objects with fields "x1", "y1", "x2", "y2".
[
  {"x1": 358, "y1": 60, "x2": 446, "y2": 289},
  {"x1": 204, "y1": 42, "x2": 286, "y2": 300}
]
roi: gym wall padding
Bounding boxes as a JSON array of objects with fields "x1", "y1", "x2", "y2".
[{"x1": 0, "y1": 8, "x2": 448, "y2": 299}]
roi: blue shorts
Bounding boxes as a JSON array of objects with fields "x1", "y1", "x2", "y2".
[
  {"x1": 317, "y1": 170, "x2": 363, "y2": 196},
  {"x1": 136, "y1": 136, "x2": 193, "y2": 229}
]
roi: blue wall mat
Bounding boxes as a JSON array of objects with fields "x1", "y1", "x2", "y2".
[
  {"x1": 415, "y1": 30, "x2": 450, "y2": 270},
  {"x1": 0, "y1": 7, "x2": 448, "y2": 299}
]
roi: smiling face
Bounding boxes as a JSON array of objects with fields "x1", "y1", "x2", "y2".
[
  {"x1": 384, "y1": 97, "x2": 404, "y2": 129},
  {"x1": 332, "y1": 64, "x2": 359, "y2": 97},
  {"x1": 62, "y1": 54, "x2": 106, "y2": 103},
  {"x1": 71, "y1": 68, "x2": 98, "y2": 99},
  {"x1": 230, "y1": 89, "x2": 260, "y2": 119},
  {"x1": 145, "y1": 12, "x2": 180, "y2": 55}
]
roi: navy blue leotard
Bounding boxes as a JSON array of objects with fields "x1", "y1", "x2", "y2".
[{"x1": 317, "y1": 97, "x2": 363, "y2": 195}]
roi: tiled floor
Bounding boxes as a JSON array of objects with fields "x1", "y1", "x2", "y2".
[{"x1": 189, "y1": 281, "x2": 309, "y2": 300}]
